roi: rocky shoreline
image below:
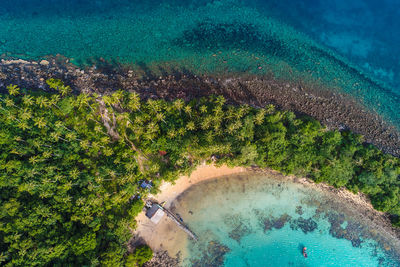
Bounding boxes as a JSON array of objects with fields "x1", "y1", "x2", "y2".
[
  {"x1": 143, "y1": 251, "x2": 180, "y2": 267},
  {"x1": 0, "y1": 57, "x2": 399, "y2": 156},
  {"x1": 253, "y1": 168, "x2": 400, "y2": 249}
]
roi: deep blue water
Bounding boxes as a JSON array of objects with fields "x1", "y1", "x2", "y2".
[
  {"x1": 250, "y1": 0, "x2": 400, "y2": 91},
  {"x1": 1, "y1": 1, "x2": 400, "y2": 265}
]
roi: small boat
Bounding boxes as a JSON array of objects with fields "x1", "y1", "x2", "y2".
[{"x1": 303, "y1": 247, "x2": 308, "y2": 258}]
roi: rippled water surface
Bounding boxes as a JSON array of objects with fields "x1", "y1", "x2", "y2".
[
  {"x1": 0, "y1": 0, "x2": 399, "y2": 128},
  {"x1": 171, "y1": 173, "x2": 400, "y2": 266}
]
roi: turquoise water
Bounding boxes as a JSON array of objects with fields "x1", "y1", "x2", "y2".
[
  {"x1": 171, "y1": 173, "x2": 400, "y2": 266},
  {"x1": 0, "y1": 0, "x2": 399, "y2": 129}
]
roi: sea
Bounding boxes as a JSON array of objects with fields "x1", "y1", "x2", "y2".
[{"x1": 1, "y1": 0, "x2": 399, "y2": 266}]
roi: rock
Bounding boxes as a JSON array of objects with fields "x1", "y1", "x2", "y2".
[
  {"x1": 290, "y1": 217, "x2": 318, "y2": 233},
  {"x1": 40, "y1": 60, "x2": 49, "y2": 66},
  {"x1": 143, "y1": 251, "x2": 179, "y2": 267}
]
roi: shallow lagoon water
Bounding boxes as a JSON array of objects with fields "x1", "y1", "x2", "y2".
[{"x1": 170, "y1": 173, "x2": 400, "y2": 266}]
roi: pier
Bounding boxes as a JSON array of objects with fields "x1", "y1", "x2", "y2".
[{"x1": 145, "y1": 201, "x2": 198, "y2": 241}]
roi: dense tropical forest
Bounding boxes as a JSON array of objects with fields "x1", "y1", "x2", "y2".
[{"x1": 0, "y1": 80, "x2": 399, "y2": 266}]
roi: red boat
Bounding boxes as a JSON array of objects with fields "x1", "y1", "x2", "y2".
[{"x1": 303, "y1": 247, "x2": 308, "y2": 258}]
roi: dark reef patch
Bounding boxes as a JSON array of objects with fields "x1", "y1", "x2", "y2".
[
  {"x1": 228, "y1": 221, "x2": 252, "y2": 243},
  {"x1": 326, "y1": 211, "x2": 364, "y2": 248},
  {"x1": 290, "y1": 217, "x2": 318, "y2": 234},
  {"x1": 224, "y1": 214, "x2": 252, "y2": 243},
  {"x1": 263, "y1": 213, "x2": 292, "y2": 232},
  {"x1": 273, "y1": 214, "x2": 291, "y2": 229},
  {"x1": 295, "y1": 205, "x2": 303, "y2": 215},
  {"x1": 173, "y1": 21, "x2": 286, "y2": 57},
  {"x1": 190, "y1": 241, "x2": 230, "y2": 267}
]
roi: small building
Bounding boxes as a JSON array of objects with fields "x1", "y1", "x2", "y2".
[
  {"x1": 140, "y1": 180, "x2": 153, "y2": 190},
  {"x1": 145, "y1": 204, "x2": 165, "y2": 224}
]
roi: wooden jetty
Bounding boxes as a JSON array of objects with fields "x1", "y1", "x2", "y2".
[{"x1": 145, "y1": 201, "x2": 198, "y2": 241}]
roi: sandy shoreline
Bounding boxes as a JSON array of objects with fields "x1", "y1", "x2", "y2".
[
  {"x1": 133, "y1": 165, "x2": 400, "y2": 266},
  {"x1": 131, "y1": 164, "x2": 245, "y2": 260},
  {"x1": 151, "y1": 164, "x2": 246, "y2": 209}
]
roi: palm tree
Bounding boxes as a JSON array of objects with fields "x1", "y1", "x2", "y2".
[
  {"x1": 146, "y1": 99, "x2": 163, "y2": 114},
  {"x1": 50, "y1": 95, "x2": 61, "y2": 107},
  {"x1": 17, "y1": 121, "x2": 29, "y2": 130},
  {"x1": 266, "y1": 104, "x2": 275, "y2": 114},
  {"x1": 184, "y1": 105, "x2": 192, "y2": 117},
  {"x1": 94, "y1": 125, "x2": 105, "y2": 134},
  {"x1": 215, "y1": 95, "x2": 226, "y2": 106},
  {"x1": 80, "y1": 139, "x2": 90, "y2": 150},
  {"x1": 254, "y1": 109, "x2": 266, "y2": 125},
  {"x1": 225, "y1": 106, "x2": 236, "y2": 120},
  {"x1": 102, "y1": 147, "x2": 114, "y2": 156},
  {"x1": 155, "y1": 112, "x2": 166, "y2": 123},
  {"x1": 22, "y1": 95, "x2": 34, "y2": 106},
  {"x1": 20, "y1": 108, "x2": 32, "y2": 121},
  {"x1": 58, "y1": 84, "x2": 71, "y2": 96},
  {"x1": 236, "y1": 105, "x2": 250, "y2": 119},
  {"x1": 25, "y1": 169, "x2": 38, "y2": 178},
  {"x1": 200, "y1": 116, "x2": 212, "y2": 130},
  {"x1": 100, "y1": 136, "x2": 111, "y2": 146},
  {"x1": 69, "y1": 168, "x2": 80, "y2": 180},
  {"x1": 65, "y1": 132, "x2": 77, "y2": 141},
  {"x1": 33, "y1": 117, "x2": 47, "y2": 128},
  {"x1": 233, "y1": 120, "x2": 242, "y2": 130},
  {"x1": 212, "y1": 106, "x2": 223, "y2": 117},
  {"x1": 173, "y1": 99, "x2": 184, "y2": 113},
  {"x1": 200, "y1": 105, "x2": 207, "y2": 114},
  {"x1": 7, "y1": 84, "x2": 20, "y2": 96},
  {"x1": 111, "y1": 90, "x2": 123, "y2": 102},
  {"x1": 205, "y1": 131, "x2": 214, "y2": 143},
  {"x1": 42, "y1": 150, "x2": 52, "y2": 159},
  {"x1": 102, "y1": 95, "x2": 114, "y2": 107},
  {"x1": 36, "y1": 96, "x2": 49, "y2": 108},
  {"x1": 76, "y1": 94, "x2": 93, "y2": 111},
  {"x1": 29, "y1": 156, "x2": 39, "y2": 165},
  {"x1": 178, "y1": 127, "x2": 186, "y2": 136},
  {"x1": 167, "y1": 129, "x2": 177, "y2": 139},
  {"x1": 128, "y1": 92, "x2": 141, "y2": 111},
  {"x1": 186, "y1": 121, "x2": 195, "y2": 131},
  {"x1": 4, "y1": 97, "x2": 15, "y2": 107}
]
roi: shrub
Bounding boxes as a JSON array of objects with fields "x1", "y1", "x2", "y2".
[{"x1": 126, "y1": 245, "x2": 153, "y2": 267}]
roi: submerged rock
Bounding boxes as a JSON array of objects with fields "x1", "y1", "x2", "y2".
[
  {"x1": 190, "y1": 241, "x2": 230, "y2": 267},
  {"x1": 295, "y1": 206, "x2": 303, "y2": 215},
  {"x1": 228, "y1": 222, "x2": 252, "y2": 243},
  {"x1": 290, "y1": 217, "x2": 318, "y2": 234},
  {"x1": 264, "y1": 213, "x2": 292, "y2": 232},
  {"x1": 327, "y1": 212, "x2": 364, "y2": 248},
  {"x1": 225, "y1": 214, "x2": 252, "y2": 243}
]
